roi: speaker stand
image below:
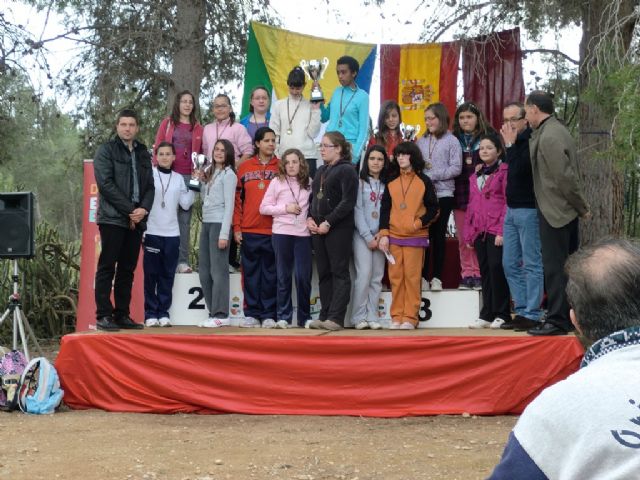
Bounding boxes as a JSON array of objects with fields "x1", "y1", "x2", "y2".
[{"x1": 0, "y1": 260, "x2": 43, "y2": 361}]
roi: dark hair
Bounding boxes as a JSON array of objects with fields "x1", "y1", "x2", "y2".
[
  {"x1": 253, "y1": 126, "x2": 276, "y2": 156},
  {"x1": 323, "y1": 131, "x2": 352, "y2": 163},
  {"x1": 565, "y1": 238, "x2": 640, "y2": 342},
  {"x1": 393, "y1": 141, "x2": 425, "y2": 173},
  {"x1": 478, "y1": 133, "x2": 505, "y2": 161},
  {"x1": 452, "y1": 101, "x2": 494, "y2": 140},
  {"x1": 337, "y1": 55, "x2": 359, "y2": 75},
  {"x1": 424, "y1": 102, "x2": 450, "y2": 138},
  {"x1": 116, "y1": 108, "x2": 138, "y2": 125},
  {"x1": 213, "y1": 94, "x2": 235, "y2": 124},
  {"x1": 287, "y1": 67, "x2": 306, "y2": 88},
  {"x1": 504, "y1": 101, "x2": 526, "y2": 119},
  {"x1": 360, "y1": 144, "x2": 390, "y2": 183},
  {"x1": 170, "y1": 90, "x2": 198, "y2": 128},
  {"x1": 155, "y1": 141, "x2": 175, "y2": 155},
  {"x1": 204, "y1": 139, "x2": 235, "y2": 181},
  {"x1": 525, "y1": 91, "x2": 554, "y2": 115},
  {"x1": 280, "y1": 148, "x2": 310, "y2": 190},
  {"x1": 248, "y1": 86, "x2": 270, "y2": 113},
  {"x1": 376, "y1": 100, "x2": 402, "y2": 143}
]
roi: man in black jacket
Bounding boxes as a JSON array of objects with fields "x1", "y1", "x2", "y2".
[{"x1": 94, "y1": 109, "x2": 155, "y2": 331}]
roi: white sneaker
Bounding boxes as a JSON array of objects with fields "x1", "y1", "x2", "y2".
[
  {"x1": 240, "y1": 316, "x2": 260, "y2": 328},
  {"x1": 228, "y1": 265, "x2": 238, "y2": 274},
  {"x1": 421, "y1": 278, "x2": 430, "y2": 291},
  {"x1": 399, "y1": 322, "x2": 415, "y2": 330},
  {"x1": 307, "y1": 319, "x2": 324, "y2": 329},
  {"x1": 389, "y1": 322, "x2": 402, "y2": 330},
  {"x1": 355, "y1": 321, "x2": 370, "y2": 330},
  {"x1": 275, "y1": 320, "x2": 289, "y2": 329},
  {"x1": 430, "y1": 277, "x2": 443, "y2": 291},
  {"x1": 369, "y1": 321, "x2": 382, "y2": 330},
  {"x1": 469, "y1": 318, "x2": 492, "y2": 329},
  {"x1": 202, "y1": 317, "x2": 230, "y2": 328},
  {"x1": 145, "y1": 318, "x2": 159, "y2": 327},
  {"x1": 490, "y1": 318, "x2": 505, "y2": 329},
  {"x1": 262, "y1": 318, "x2": 276, "y2": 329},
  {"x1": 304, "y1": 319, "x2": 315, "y2": 329},
  {"x1": 176, "y1": 263, "x2": 192, "y2": 274},
  {"x1": 158, "y1": 317, "x2": 172, "y2": 327}
]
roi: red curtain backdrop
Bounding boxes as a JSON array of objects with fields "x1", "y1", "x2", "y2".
[{"x1": 462, "y1": 28, "x2": 525, "y2": 132}]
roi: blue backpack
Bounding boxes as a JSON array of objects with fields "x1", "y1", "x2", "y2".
[{"x1": 18, "y1": 357, "x2": 64, "y2": 414}]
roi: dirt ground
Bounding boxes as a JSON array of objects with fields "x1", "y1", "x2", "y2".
[{"x1": 0, "y1": 341, "x2": 516, "y2": 480}]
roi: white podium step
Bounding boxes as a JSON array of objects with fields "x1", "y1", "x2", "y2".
[{"x1": 168, "y1": 273, "x2": 480, "y2": 328}]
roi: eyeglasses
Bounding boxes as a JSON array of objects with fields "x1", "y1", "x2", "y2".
[
  {"x1": 213, "y1": 104, "x2": 230, "y2": 109},
  {"x1": 319, "y1": 144, "x2": 336, "y2": 149},
  {"x1": 503, "y1": 117, "x2": 524, "y2": 123},
  {"x1": 425, "y1": 115, "x2": 437, "y2": 121}
]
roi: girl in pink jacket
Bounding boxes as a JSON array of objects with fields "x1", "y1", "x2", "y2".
[
  {"x1": 259, "y1": 149, "x2": 312, "y2": 328},
  {"x1": 464, "y1": 134, "x2": 511, "y2": 329}
]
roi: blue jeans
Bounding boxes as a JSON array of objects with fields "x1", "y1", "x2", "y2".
[
  {"x1": 272, "y1": 234, "x2": 312, "y2": 325},
  {"x1": 502, "y1": 208, "x2": 543, "y2": 321}
]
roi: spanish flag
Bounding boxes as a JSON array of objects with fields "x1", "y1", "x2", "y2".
[
  {"x1": 242, "y1": 22, "x2": 377, "y2": 117},
  {"x1": 380, "y1": 42, "x2": 460, "y2": 130}
]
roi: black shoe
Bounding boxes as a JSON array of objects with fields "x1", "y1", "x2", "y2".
[
  {"x1": 96, "y1": 316, "x2": 120, "y2": 332},
  {"x1": 513, "y1": 315, "x2": 540, "y2": 332},
  {"x1": 114, "y1": 316, "x2": 144, "y2": 330},
  {"x1": 527, "y1": 322, "x2": 567, "y2": 336},
  {"x1": 499, "y1": 321, "x2": 517, "y2": 330}
]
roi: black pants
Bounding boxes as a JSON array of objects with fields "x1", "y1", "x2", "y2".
[
  {"x1": 313, "y1": 226, "x2": 353, "y2": 325},
  {"x1": 95, "y1": 223, "x2": 143, "y2": 320},
  {"x1": 475, "y1": 234, "x2": 511, "y2": 322},
  {"x1": 539, "y1": 213, "x2": 579, "y2": 331},
  {"x1": 424, "y1": 196, "x2": 454, "y2": 281}
]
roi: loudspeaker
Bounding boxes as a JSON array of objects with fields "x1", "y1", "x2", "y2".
[{"x1": 0, "y1": 192, "x2": 35, "y2": 259}]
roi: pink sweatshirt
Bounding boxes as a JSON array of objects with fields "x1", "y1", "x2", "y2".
[
  {"x1": 202, "y1": 118, "x2": 253, "y2": 161},
  {"x1": 259, "y1": 176, "x2": 311, "y2": 237}
]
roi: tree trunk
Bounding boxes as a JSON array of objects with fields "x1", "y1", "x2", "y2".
[
  {"x1": 577, "y1": 0, "x2": 634, "y2": 244},
  {"x1": 169, "y1": 0, "x2": 206, "y2": 109}
]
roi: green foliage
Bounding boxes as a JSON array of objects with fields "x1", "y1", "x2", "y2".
[{"x1": 0, "y1": 223, "x2": 79, "y2": 345}]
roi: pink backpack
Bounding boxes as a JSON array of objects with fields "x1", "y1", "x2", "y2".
[{"x1": 0, "y1": 348, "x2": 28, "y2": 410}]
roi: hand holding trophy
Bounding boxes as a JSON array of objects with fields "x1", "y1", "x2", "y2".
[
  {"x1": 189, "y1": 152, "x2": 211, "y2": 192},
  {"x1": 300, "y1": 57, "x2": 330, "y2": 103},
  {"x1": 400, "y1": 123, "x2": 421, "y2": 142}
]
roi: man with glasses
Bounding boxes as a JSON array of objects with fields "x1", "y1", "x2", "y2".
[{"x1": 498, "y1": 102, "x2": 544, "y2": 332}]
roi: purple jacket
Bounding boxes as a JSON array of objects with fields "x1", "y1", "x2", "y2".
[{"x1": 463, "y1": 162, "x2": 508, "y2": 245}]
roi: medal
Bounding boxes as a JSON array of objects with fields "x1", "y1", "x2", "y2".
[
  {"x1": 425, "y1": 162, "x2": 432, "y2": 170},
  {"x1": 287, "y1": 128, "x2": 292, "y2": 135},
  {"x1": 161, "y1": 201, "x2": 165, "y2": 209},
  {"x1": 399, "y1": 203, "x2": 407, "y2": 210},
  {"x1": 317, "y1": 191, "x2": 324, "y2": 199},
  {"x1": 371, "y1": 211, "x2": 379, "y2": 219},
  {"x1": 466, "y1": 158, "x2": 472, "y2": 165},
  {"x1": 258, "y1": 181, "x2": 265, "y2": 190}
]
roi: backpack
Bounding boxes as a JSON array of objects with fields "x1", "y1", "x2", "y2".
[
  {"x1": 0, "y1": 347, "x2": 28, "y2": 411},
  {"x1": 17, "y1": 357, "x2": 64, "y2": 414}
]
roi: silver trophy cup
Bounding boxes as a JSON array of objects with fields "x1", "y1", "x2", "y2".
[
  {"x1": 189, "y1": 153, "x2": 210, "y2": 192},
  {"x1": 300, "y1": 57, "x2": 330, "y2": 103},
  {"x1": 400, "y1": 123, "x2": 421, "y2": 142}
]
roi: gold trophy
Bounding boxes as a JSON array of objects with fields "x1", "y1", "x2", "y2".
[{"x1": 300, "y1": 57, "x2": 330, "y2": 103}]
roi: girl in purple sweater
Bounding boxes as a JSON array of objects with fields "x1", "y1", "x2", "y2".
[
  {"x1": 259, "y1": 148, "x2": 312, "y2": 328},
  {"x1": 464, "y1": 134, "x2": 511, "y2": 329}
]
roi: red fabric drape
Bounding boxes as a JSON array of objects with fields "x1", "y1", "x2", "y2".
[
  {"x1": 57, "y1": 332, "x2": 583, "y2": 417},
  {"x1": 462, "y1": 28, "x2": 525, "y2": 132}
]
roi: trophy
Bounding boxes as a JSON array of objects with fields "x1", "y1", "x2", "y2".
[
  {"x1": 400, "y1": 123, "x2": 421, "y2": 141},
  {"x1": 189, "y1": 153, "x2": 211, "y2": 192},
  {"x1": 300, "y1": 57, "x2": 330, "y2": 103}
]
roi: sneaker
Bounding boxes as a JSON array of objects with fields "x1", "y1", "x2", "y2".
[
  {"x1": 201, "y1": 317, "x2": 230, "y2": 328},
  {"x1": 240, "y1": 316, "x2": 260, "y2": 328},
  {"x1": 145, "y1": 317, "x2": 160, "y2": 328},
  {"x1": 490, "y1": 318, "x2": 505, "y2": 329},
  {"x1": 158, "y1": 317, "x2": 172, "y2": 327},
  {"x1": 469, "y1": 318, "x2": 492, "y2": 329},
  {"x1": 177, "y1": 263, "x2": 192, "y2": 274},
  {"x1": 399, "y1": 322, "x2": 415, "y2": 330},
  {"x1": 472, "y1": 277, "x2": 482, "y2": 290},
  {"x1": 355, "y1": 321, "x2": 370, "y2": 330},
  {"x1": 262, "y1": 318, "x2": 276, "y2": 329},
  {"x1": 228, "y1": 265, "x2": 238, "y2": 274},
  {"x1": 389, "y1": 322, "x2": 402, "y2": 330},
  {"x1": 275, "y1": 320, "x2": 289, "y2": 329},
  {"x1": 458, "y1": 277, "x2": 472, "y2": 290},
  {"x1": 322, "y1": 320, "x2": 343, "y2": 331},
  {"x1": 307, "y1": 319, "x2": 324, "y2": 329},
  {"x1": 421, "y1": 278, "x2": 430, "y2": 291},
  {"x1": 369, "y1": 321, "x2": 382, "y2": 330},
  {"x1": 430, "y1": 277, "x2": 443, "y2": 291}
]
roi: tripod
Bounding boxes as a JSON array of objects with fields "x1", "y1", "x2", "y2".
[{"x1": 0, "y1": 260, "x2": 43, "y2": 361}]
